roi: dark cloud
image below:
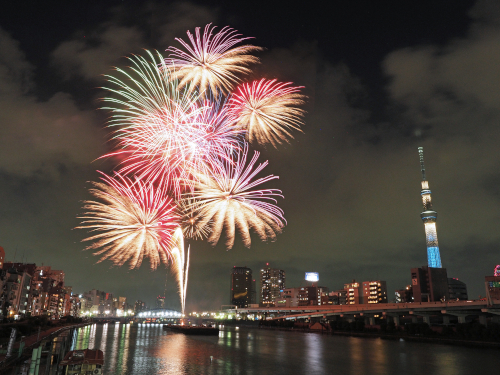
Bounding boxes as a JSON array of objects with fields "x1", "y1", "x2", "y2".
[
  {"x1": 0, "y1": 28, "x2": 105, "y2": 178},
  {"x1": 51, "y1": 2, "x2": 218, "y2": 80}
]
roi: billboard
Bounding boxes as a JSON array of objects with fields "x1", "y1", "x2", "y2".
[{"x1": 305, "y1": 272, "x2": 319, "y2": 282}]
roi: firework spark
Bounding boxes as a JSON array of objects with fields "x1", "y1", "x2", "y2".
[
  {"x1": 77, "y1": 172, "x2": 179, "y2": 270},
  {"x1": 102, "y1": 51, "x2": 241, "y2": 193},
  {"x1": 230, "y1": 79, "x2": 305, "y2": 147},
  {"x1": 166, "y1": 24, "x2": 261, "y2": 95},
  {"x1": 178, "y1": 196, "x2": 210, "y2": 240},
  {"x1": 191, "y1": 143, "x2": 285, "y2": 249}
]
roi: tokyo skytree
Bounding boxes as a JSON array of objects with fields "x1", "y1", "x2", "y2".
[{"x1": 418, "y1": 147, "x2": 442, "y2": 268}]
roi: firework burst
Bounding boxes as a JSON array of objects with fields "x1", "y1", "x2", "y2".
[
  {"x1": 77, "y1": 172, "x2": 179, "y2": 270},
  {"x1": 102, "y1": 51, "x2": 241, "y2": 194},
  {"x1": 191, "y1": 143, "x2": 285, "y2": 249},
  {"x1": 230, "y1": 79, "x2": 305, "y2": 147},
  {"x1": 166, "y1": 24, "x2": 261, "y2": 95}
]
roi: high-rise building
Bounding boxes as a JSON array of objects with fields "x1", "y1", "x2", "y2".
[
  {"x1": 448, "y1": 278, "x2": 468, "y2": 300},
  {"x1": 260, "y1": 265, "x2": 285, "y2": 307},
  {"x1": 230, "y1": 267, "x2": 253, "y2": 308},
  {"x1": 411, "y1": 266, "x2": 449, "y2": 302},
  {"x1": 418, "y1": 147, "x2": 442, "y2": 268}
]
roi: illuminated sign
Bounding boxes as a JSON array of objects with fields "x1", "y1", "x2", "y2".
[{"x1": 305, "y1": 272, "x2": 319, "y2": 282}]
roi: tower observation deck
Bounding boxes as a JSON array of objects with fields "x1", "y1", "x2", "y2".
[{"x1": 418, "y1": 147, "x2": 442, "y2": 268}]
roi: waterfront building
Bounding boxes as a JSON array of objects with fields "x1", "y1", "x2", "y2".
[
  {"x1": 411, "y1": 266, "x2": 449, "y2": 302},
  {"x1": 2, "y1": 263, "x2": 38, "y2": 315},
  {"x1": 135, "y1": 300, "x2": 146, "y2": 314},
  {"x1": 395, "y1": 285, "x2": 413, "y2": 303},
  {"x1": 30, "y1": 266, "x2": 67, "y2": 316},
  {"x1": 328, "y1": 290, "x2": 347, "y2": 305},
  {"x1": 309, "y1": 286, "x2": 329, "y2": 306},
  {"x1": 342, "y1": 280, "x2": 387, "y2": 305},
  {"x1": 47, "y1": 287, "x2": 65, "y2": 319},
  {"x1": 448, "y1": 278, "x2": 468, "y2": 300},
  {"x1": 344, "y1": 280, "x2": 362, "y2": 304},
  {"x1": 69, "y1": 295, "x2": 81, "y2": 317},
  {"x1": 0, "y1": 269, "x2": 31, "y2": 318},
  {"x1": 260, "y1": 265, "x2": 285, "y2": 307},
  {"x1": 231, "y1": 267, "x2": 254, "y2": 308},
  {"x1": 100, "y1": 293, "x2": 114, "y2": 315},
  {"x1": 418, "y1": 147, "x2": 442, "y2": 268},
  {"x1": 485, "y1": 275, "x2": 500, "y2": 305},
  {"x1": 118, "y1": 296, "x2": 127, "y2": 309},
  {"x1": 276, "y1": 288, "x2": 300, "y2": 307},
  {"x1": 275, "y1": 286, "x2": 329, "y2": 307},
  {"x1": 362, "y1": 280, "x2": 388, "y2": 304}
]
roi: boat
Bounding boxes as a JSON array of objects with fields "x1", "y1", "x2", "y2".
[{"x1": 59, "y1": 349, "x2": 104, "y2": 375}]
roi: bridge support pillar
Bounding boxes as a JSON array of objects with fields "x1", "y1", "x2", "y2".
[
  {"x1": 411, "y1": 316, "x2": 418, "y2": 324},
  {"x1": 442, "y1": 315, "x2": 450, "y2": 325},
  {"x1": 422, "y1": 315, "x2": 430, "y2": 325}
]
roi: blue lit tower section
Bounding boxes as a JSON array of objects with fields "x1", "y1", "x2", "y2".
[{"x1": 418, "y1": 147, "x2": 442, "y2": 268}]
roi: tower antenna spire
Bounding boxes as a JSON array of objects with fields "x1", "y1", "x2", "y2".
[{"x1": 418, "y1": 147, "x2": 426, "y2": 181}]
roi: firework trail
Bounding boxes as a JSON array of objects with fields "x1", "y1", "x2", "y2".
[
  {"x1": 77, "y1": 172, "x2": 179, "y2": 270},
  {"x1": 170, "y1": 227, "x2": 189, "y2": 314},
  {"x1": 102, "y1": 51, "x2": 241, "y2": 194},
  {"x1": 166, "y1": 24, "x2": 261, "y2": 95},
  {"x1": 230, "y1": 79, "x2": 305, "y2": 147},
  {"x1": 191, "y1": 143, "x2": 285, "y2": 249}
]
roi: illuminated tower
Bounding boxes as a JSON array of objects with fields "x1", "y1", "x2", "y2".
[{"x1": 418, "y1": 147, "x2": 442, "y2": 268}]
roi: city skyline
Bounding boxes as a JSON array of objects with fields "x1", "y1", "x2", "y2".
[{"x1": 1, "y1": 0, "x2": 499, "y2": 310}]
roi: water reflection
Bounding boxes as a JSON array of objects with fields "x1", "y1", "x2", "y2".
[
  {"x1": 305, "y1": 333, "x2": 324, "y2": 374},
  {"x1": 67, "y1": 324, "x2": 499, "y2": 375}
]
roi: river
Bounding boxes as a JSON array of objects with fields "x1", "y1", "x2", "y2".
[{"x1": 66, "y1": 323, "x2": 497, "y2": 375}]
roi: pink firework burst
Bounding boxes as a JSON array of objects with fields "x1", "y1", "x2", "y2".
[
  {"x1": 189, "y1": 143, "x2": 286, "y2": 249},
  {"x1": 230, "y1": 79, "x2": 305, "y2": 147},
  {"x1": 165, "y1": 24, "x2": 261, "y2": 95},
  {"x1": 77, "y1": 172, "x2": 179, "y2": 270}
]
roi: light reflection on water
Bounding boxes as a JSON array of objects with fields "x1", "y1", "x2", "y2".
[{"x1": 69, "y1": 324, "x2": 499, "y2": 375}]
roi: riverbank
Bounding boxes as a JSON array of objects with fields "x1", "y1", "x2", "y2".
[{"x1": 0, "y1": 323, "x2": 90, "y2": 371}]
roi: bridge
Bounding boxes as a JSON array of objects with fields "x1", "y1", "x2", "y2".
[
  {"x1": 135, "y1": 308, "x2": 183, "y2": 322},
  {"x1": 222, "y1": 299, "x2": 500, "y2": 326}
]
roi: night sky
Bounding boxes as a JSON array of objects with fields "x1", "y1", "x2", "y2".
[{"x1": 1, "y1": 0, "x2": 498, "y2": 311}]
